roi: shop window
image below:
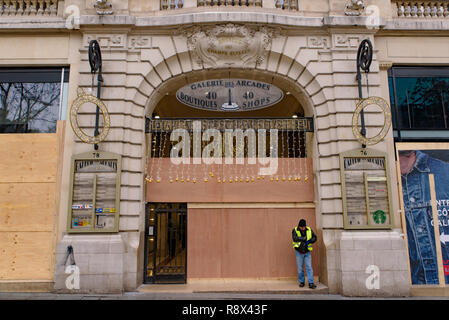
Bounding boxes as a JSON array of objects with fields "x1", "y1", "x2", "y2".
[
  {"x1": 0, "y1": 67, "x2": 70, "y2": 134},
  {"x1": 389, "y1": 66, "x2": 449, "y2": 141}
]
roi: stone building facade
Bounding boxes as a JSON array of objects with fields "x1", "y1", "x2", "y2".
[{"x1": 1, "y1": 0, "x2": 449, "y2": 296}]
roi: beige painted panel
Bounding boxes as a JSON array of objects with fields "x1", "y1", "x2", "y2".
[
  {"x1": 0, "y1": 183, "x2": 55, "y2": 232},
  {"x1": 0, "y1": 36, "x2": 69, "y2": 60},
  {"x1": 387, "y1": 37, "x2": 449, "y2": 58},
  {"x1": 0, "y1": 134, "x2": 58, "y2": 183},
  {"x1": 146, "y1": 158, "x2": 314, "y2": 203},
  {"x1": 187, "y1": 208, "x2": 319, "y2": 279}
]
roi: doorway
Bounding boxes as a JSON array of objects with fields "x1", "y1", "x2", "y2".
[{"x1": 144, "y1": 203, "x2": 187, "y2": 284}]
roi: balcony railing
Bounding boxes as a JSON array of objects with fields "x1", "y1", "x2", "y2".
[
  {"x1": 0, "y1": 0, "x2": 59, "y2": 16},
  {"x1": 161, "y1": 0, "x2": 183, "y2": 10},
  {"x1": 161, "y1": 0, "x2": 298, "y2": 10},
  {"x1": 197, "y1": 0, "x2": 262, "y2": 7},
  {"x1": 274, "y1": 0, "x2": 297, "y2": 10},
  {"x1": 394, "y1": 1, "x2": 449, "y2": 18}
]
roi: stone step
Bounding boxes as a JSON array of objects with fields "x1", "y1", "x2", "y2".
[{"x1": 137, "y1": 280, "x2": 329, "y2": 295}]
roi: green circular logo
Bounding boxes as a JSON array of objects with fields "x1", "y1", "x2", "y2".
[{"x1": 373, "y1": 210, "x2": 387, "y2": 224}]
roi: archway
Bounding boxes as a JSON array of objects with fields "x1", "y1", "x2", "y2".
[
  {"x1": 143, "y1": 68, "x2": 318, "y2": 119},
  {"x1": 140, "y1": 66, "x2": 322, "y2": 284}
]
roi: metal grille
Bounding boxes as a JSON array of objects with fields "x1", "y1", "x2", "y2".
[
  {"x1": 144, "y1": 203, "x2": 187, "y2": 284},
  {"x1": 146, "y1": 117, "x2": 314, "y2": 133},
  {"x1": 145, "y1": 117, "x2": 311, "y2": 159}
]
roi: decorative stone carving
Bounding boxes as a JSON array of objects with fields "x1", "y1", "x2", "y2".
[
  {"x1": 182, "y1": 24, "x2": 278, "y2": 68},
  {"x1": 128, "y1": 36, "x2": 152, "y2": 50},
  {"x1": 378, "y1": 61, "x2": 393, "y2": 70},
  {"x1": 307, "y1": 36, "x2": 330, "y2": 49},
  {"x1": 344, "y1": 0, "x2": 365, "y2": 16},
  {"x1": 94, "y1": 0, "x2": 113, "y2": 15},
  {"x1": 332, "y1": 34, "x2": 362, "y2": 48},
  {"x1": 83, "y1": 34, "x2": 127, "y2": 49}
]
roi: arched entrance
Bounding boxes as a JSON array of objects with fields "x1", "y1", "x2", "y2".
[{"x1": 142, "y1": 69, "x2": 319, "y2": 284}]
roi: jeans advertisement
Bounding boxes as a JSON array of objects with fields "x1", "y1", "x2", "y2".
[{"x1": 398, "y1": 146, "x2": 449, "y2": 285}]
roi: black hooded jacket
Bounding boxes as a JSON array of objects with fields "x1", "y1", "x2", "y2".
[{"x1": 292, "y1": 226, "x2": 317, "y2": 254}]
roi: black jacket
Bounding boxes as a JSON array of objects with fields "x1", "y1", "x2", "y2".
[{"x1": 292, "y1": 227, "x2": 317, "y2": 254}]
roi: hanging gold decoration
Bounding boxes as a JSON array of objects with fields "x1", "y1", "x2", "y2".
[
  {"x1": 70, "y1": 88, "x2": 111, "y2": 144},
  {"x1": 352, "y1": 96, "x2": 392, "y2": 146}
]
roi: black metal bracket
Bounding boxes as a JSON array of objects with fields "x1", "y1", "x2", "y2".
[
  {"x1": 356, "y1": 39, "x2": 373, "y2": 149},
  {"x1": 88, "y1": 40, "x2": 103, "y2": 151},
  {"x1": 61, "y1": 245, "x2": 76, "y2": 266}
]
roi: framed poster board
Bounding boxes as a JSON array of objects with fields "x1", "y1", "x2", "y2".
[
  {"x1": 396, "y1": 143, "x2": 449, "y2": 286},
  {"x1": 340, "y1": 148, "x2": 393, "y2": 230},
  {"x1": 67, "y1": 151, "x2": 121, "y2": 233}
]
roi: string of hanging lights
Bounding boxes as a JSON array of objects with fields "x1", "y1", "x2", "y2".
[{"x1": 144, "y1": 118, "x2": 313, "y2": 184}]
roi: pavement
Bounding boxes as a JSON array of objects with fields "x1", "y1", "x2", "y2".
[{"x1": 0, "y1": 279, "x2": 449, "y2": 300}]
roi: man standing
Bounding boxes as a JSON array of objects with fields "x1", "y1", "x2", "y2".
[{"x1": 292, "y1": 219, "x2": 317, "y2": 289}]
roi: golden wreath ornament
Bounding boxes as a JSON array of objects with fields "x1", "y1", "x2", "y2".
[
  {"x1": 352, "y1": 96, "x2": 392, "y2": 146},
  {"x1": 70, "y1": 89, "x2": 111, "y2": 144}
]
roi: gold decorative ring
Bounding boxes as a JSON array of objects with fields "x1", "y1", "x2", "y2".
[
  {"x1": 352, "y1": 96, "x2": 392, "y2": 146},
  {"x1": 70, "y1": 89, "x2": 111, "y2": 144}
]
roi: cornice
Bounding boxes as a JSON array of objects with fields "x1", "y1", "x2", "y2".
[{"x1": 1, "y1": 12, "x2": 449, "y2": 34}]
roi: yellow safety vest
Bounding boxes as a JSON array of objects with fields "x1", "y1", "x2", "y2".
[{"x1": 292, "y1": 227, "x2": 313, "y2": 251}]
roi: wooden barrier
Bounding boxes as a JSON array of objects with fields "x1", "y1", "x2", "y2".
[
  {"x1": 187, "y1": 207, "x2": 319, "y2": 279},
  {"x1": 0, "y1": 123, "x2": 64, "y2": 285}
]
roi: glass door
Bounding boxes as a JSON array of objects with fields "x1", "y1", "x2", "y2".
[{"x1": 144, "y1": 203, "x2": 187, "y2": 284}]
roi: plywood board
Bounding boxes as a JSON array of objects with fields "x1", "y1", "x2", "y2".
[
  {"x1": 0, "y1": 130, "x2": 61, "y2": 282},
  {"x1": 0, "y1": 134, "x2": 58, "y2": 183},
  {"x1": 0, "y1": 232, "x2": 53, "y2": 280},
  {"x1": 0, "y1": 183, "x2": 55, "y2": 232},
  {"x1": 429, "y1": 174, "x2": 446, "y2": 287},
  {"x1": 187, "y1": 208, "x2": 319, "y2": 279},
  {"x1": 49, "y1": 121, "x2": 66, "y2": 277}
]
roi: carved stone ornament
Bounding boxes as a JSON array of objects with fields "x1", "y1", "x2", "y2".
[
  {"x1": 182, "y1": 24, "x2": 278, "y2": 68},
  {"x1": 94, "y1": 0, "x2": 113, "y2": 15},
  {"x1": 344, "y1": 0, "x2": 365, "y2": 16}
]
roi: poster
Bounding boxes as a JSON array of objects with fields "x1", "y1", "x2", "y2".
[{"x1": 398, "y1": 145, "x2": 449, "y2": 285}]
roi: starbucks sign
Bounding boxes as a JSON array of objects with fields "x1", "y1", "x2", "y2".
[{"x1": 176, "y1": 79, "x2": 284, "y2": 112}]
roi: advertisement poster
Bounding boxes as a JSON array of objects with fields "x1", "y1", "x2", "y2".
[{"x1": 398, "y1": 145, "x2": 449, "y2": 285}]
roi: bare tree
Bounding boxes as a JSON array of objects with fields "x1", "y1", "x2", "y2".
[
  {"x1": 397, "y1": 77, "x2": 449, "y2": 129},
  {"x1": 0, "y1": 82, "x2": 60, "y2": 133}
]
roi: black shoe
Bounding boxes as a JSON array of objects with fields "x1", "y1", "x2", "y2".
[
  {"x1": 299, "y1": 282, "x2": 305, "y2": 287},
  {"x1": 309, "y1": 283, "x2": 317, "y2": 289}
]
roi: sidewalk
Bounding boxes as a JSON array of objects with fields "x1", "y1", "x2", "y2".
[
  {"x1": 1, "y1": 279, "x2": 449, "y2": 300},
  {"x1": 137, "y1": 279, "x2": 328, "y2": 294}
]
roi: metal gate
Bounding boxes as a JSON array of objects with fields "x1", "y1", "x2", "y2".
[{"x1": 144, "y1": 203, "x2": 187, "y2": 284}]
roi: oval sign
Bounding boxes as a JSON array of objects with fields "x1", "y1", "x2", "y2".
[{"x1": 176, "y1": 79, "x2": 284, "y2": 112}]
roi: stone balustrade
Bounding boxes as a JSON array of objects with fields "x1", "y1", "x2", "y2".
[
  {"x1": 195, "y1": 0, "x2": 297, "y2": 9},
  {"x1": 394, "y1": 1, "x2": 449, "y2": 18},
  {"x1": 161, "y1": 0, "x2": 183, "y2": 10},
  {"x1": 0, "y1": 0, "x2": 59, "y2": 16},
  {"x1": 197, "y1": 0, "x2": 262, "y2": 7},
  {"x1": 274, "y1": 0, "x2": 297, "y2": 10}
]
